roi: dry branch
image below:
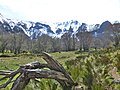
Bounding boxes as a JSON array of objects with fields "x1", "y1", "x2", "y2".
[
  {"x1": 42, "y1": 53, "x2": 75, "y2": 81},
  {"x1": 0, "y1": 52, "x2": 76, "y2": 90},
  {"x1": 0, "y1": 70, "x2": 11, "y2": 75}
]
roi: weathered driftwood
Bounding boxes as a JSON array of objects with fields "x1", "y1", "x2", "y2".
[{"x1": 0, "y1": 52, "x2": 77, "y2": 90}]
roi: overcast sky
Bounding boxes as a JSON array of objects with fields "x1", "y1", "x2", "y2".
[{"x1": 0, "y1": 0, "x2": 120, "y2": 24}]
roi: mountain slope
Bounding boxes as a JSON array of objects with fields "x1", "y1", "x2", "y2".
[
  {"x1": 0, "y1": 13, "x2": 115, "y2": 39},
  {"x1": 0, "y1": 13, "x2": 82, "y2": 38}
]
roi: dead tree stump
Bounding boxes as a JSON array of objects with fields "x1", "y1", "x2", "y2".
[{"x1": 0, "y1": 52, "x2": 77, "y2": 90}]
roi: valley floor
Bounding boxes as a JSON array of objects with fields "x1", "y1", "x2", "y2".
[{"x1": 0, "y1": 47, "x2": 120, "y2": 90}]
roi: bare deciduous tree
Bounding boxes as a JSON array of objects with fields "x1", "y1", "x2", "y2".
[
  {"x1": 61, "y1": 32, "x2": 72, "y2": 51},
  {"x1": 111, "y1": 23, "x2": 120, "y2": 47},
  {"x1": 0, "y1": 29, "x2": 10, "y2": 53}
]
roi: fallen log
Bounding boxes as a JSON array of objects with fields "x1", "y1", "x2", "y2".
[{"x1": 0, "y1": 52, "x2": 77, "y2": 90}]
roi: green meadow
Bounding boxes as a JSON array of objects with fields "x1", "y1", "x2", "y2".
[{"x1": 0, "y1": 47, "x2": 120, "y2": 90}]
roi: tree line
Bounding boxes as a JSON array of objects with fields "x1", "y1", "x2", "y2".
[{"x1": 0, "y1": 22, "x2": 119, "y2": 54}]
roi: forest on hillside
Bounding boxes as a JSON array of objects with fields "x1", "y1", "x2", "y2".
[{"x1": 0, "y1": 22, "x2": 120, "y2": 54}]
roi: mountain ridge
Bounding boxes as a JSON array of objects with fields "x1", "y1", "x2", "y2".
[{"x1": 0, "y1": 13, "x2": 115, "y2": 39}]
